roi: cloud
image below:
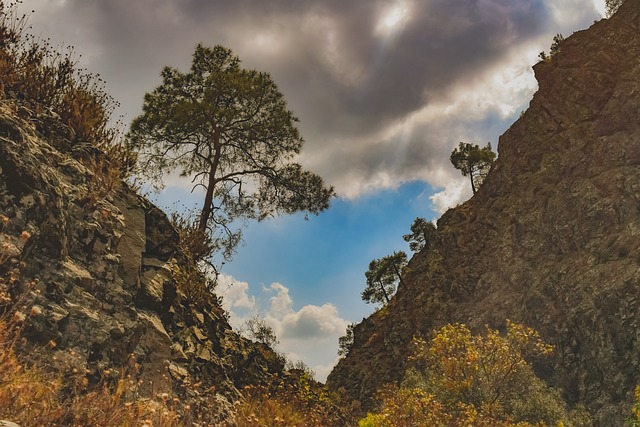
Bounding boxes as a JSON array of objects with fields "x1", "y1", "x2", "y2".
[
  {"x1": 264, "y1": 282, "x2": 294, "y2": 319},
  {"x1": 429, "y1": 179, "x2": 471, "y2": 215},
  {"x1": 280, "y1": 304, "x2": 348, "y2": 340},
  {"x1": 219, "y1": 275, "x2": 255, "y2": 311},
  {"x1": 18, "y1": 0, "x2": 589, "y2": 204},
  {"x1": 220, "y1": 276, "x2": 350, "y2": 381},
  {"x1": 312, "y1": 356, "x2": 343, "y2": 383}
]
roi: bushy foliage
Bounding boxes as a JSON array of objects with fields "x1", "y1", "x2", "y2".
[
  {"x1": 169, "y1": 256, "x2": 218, "y2": 311},
  {"x1": 361, "y1": 321, "x2": 589, "y2": 426},
  {"x1": 168, "y1": 210, "x2": 228, "y2": 312},
  {"x1": 362, "y1": 251, "x2": 407, "y2": 305},
  {"x1": 0, "y1": 1, "x2": 136, "y2": 187},
  {"x1": 450, "y1": 142, "x2": 496, "y2": 194},
  {"x1": 538, "y1": 34, "x2": 565, "y2": 62},
  {"x1": 243, "y1": 314, "x2": 279, "y2": 348},
  {"x1": 338, "y1": 323, "x2": 356, "y2": 357},
  {"x1": 235, "y1": 372, "x2": 355, "y2": 426},
  {"x1": 628, "y1": 386, "x2": 640, "y2": 426},
  {"x1": 358, "y1": 386, "x2": 524, "y2": 427},
  {"x1": 403, "y1": 217, "x2": 436, "y2": 253}
]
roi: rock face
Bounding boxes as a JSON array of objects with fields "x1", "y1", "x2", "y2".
[
  {"x1": 0, "y1": 98, "x2": 284, "y2": 413},
  {"x1": 328, "y1": 1, "x2": 640, "y2": 424}
]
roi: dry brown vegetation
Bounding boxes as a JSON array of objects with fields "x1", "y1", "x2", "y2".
[
  {"x1": 0, "y1": 230, "x2": 182, "y2": 426},
  {"x1": 0, "y1": 1, "x2": 136, "y2": 202},
  {"x1": 235, "y1": 372, "x2": 357, "y2": 427}
]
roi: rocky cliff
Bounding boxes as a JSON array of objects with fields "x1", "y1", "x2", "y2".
[
  {"x1": 0, "y1": 98, "x2": 284, "y2": 421},
  {"x1": 328, "y1": 1, "x2": 640, "y2": 424}
]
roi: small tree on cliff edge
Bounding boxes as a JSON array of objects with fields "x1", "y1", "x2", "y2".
[
  {"x1": 129, "y1": 44, "x2": 334, "y2": 260},
  {"x1": 338, "y1": 323, "x2": 356, "y2": 357},
  {"x1": 450, "y1": 141, "x2": 496, "y2": 195},
  {"x1": 362, "y1": 251, "x2": 407, "y2": 305},
  {"x1": 403, "y1": 217, "x2": 437, "y2": 253}
]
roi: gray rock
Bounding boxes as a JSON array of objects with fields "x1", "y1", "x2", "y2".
[{"x1": 0, "y1": 95, "x2": 290, "y2": 419}]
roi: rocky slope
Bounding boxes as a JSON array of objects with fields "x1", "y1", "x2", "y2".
[
  {"x1": 0, "y1": 98, "x2": 284, "y2": 421},
  {"x1": 328, "y1": 1, "x2": 640, "y2": 425}
]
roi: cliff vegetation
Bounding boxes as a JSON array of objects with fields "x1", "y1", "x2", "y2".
[{"x1": 2, "y1": 0, "x2": 640, "y2": 426}]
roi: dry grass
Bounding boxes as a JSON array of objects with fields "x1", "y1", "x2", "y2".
[
  {"x1": 0, "y1": 330, "x2": 185, "y2": 426},
  {"x1": 234, "y1": 373, "x2": 356, "y2": 427},
  {"x1": 0, "y1": 314, "x2": 241, "y2": 426},
  {"x1": 0, "y1": 1, "x2": 137, "y2": 203},
  {"x1": 0, "y1": 222, "x2": 182, "y2": 426}
]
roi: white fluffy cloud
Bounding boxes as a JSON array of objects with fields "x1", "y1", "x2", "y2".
[
  {"x1": 220, "y1": 276, "x2": 255, "y2": 311},
  {"x1": 219, "y1": 274, "x2": 350, "y2": 382},
  {"x1": 279, "y1": 304, "x2": 348, "y2": 340},
  {"x1": 429, "y1": 179, "x2": 471, "y2": 215}
]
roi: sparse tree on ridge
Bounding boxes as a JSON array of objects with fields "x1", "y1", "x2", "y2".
[
  {"x1": 450, "y1": 141, "x2": 496, "y2": 195},
  {"x1": 362, "y1": 251, "x2": 408, "y2": 305},
  {"x1": 338, "y1": 323, "x2": 356, "y2": 357},
  {"x1": 244, "y1": 314, "x2": 279, "y2": 348},
  {"x1": 403, "y1": 217, "x2": 437, "y2": 253},
  {"x1": 539, "y1": 34, "x2": 565, "y2": 61},
  {"x1": 128, "y1": 44, "x2": 335, "y2": 260}
]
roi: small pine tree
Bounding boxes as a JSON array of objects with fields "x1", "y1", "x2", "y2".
[
  {"x1": 361, "y1": 251, "x2": 407, "y2": 305},
  {"x1": 450, "y1": 142, "x2": 496, "y2": 194},
  {"x1": 338, "y1": 323, "x2": 356, "y2": 357},
  {"x1": 403, "y1": 217, "x2": 436, "y2": 253},
  {"x1": 538, "y1": 34, "x2": 564, "y2": 62}
]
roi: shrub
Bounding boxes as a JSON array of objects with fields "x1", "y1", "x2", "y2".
[
  {"x1": 361, "y1": 321, "x2": 589, "y2": 426},
  {"x1": 169, "y1": 211, "x2": 220, "y2": 309},
  {"x1": 235, "y1": 372, "x2": 351, "y2": 427},
  {"x1": 0, "y1": 1, "x2": 136, "y2": 188},
  {"x1": 606, "y1": 0, "x2": 624, "y2": 17},
  {"x1": 243, "y1": 314, "x2": 280, "y2": 348},
  {"x1": 628, "y1": 385, "x2": 640, "y2": 426},
  {"x1": 358, "y1": 386, "x2": 453, "y2": 427},
  {"x1": 538, "y1": 34, "x2": 564, "y2": 62}
]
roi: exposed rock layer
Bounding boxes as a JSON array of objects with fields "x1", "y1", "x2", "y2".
[
  {"x1": 328, "y1": 2, "x2": 640, "y2": 425},
  {"x1": 0, "y1": 98, "x2": 283, "y2": 417}
]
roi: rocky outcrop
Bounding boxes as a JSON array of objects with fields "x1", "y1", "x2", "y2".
[
  {"x1": 328, "y1": 1, "x2": 640, "y2": 425},
  {"x1": 0, "y1": 98, "x2": 284, "y2": 413}
]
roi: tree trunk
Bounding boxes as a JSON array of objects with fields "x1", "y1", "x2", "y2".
[
  {"x1": 198, "y1": 136, "x2": 221, "y2": 233},
  {"x1": 198, "y1": 162, "x2": 217, "y2": 233},
  {"x1": 468, "y1": 164, "x2": 477, "y2": 194},
  {"x1": 392, "y1": 262, "x2": 405, "y2": 288},
  {"x1": 378, "y1": 280, "x2": 390, "y2": 303}
]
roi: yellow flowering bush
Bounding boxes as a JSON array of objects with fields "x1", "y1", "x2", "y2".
[{"x1": 361, "y1": 321, "x2": 589, "y2": 427}]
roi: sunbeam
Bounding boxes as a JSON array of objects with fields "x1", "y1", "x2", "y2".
[{"x1": 375, "y1": 1, "x2": 411, "y2": 38}]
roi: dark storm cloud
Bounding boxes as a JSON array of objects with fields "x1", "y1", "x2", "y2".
[
  {"x1": 180, "y1": 0, "x2": 551, "y2": 135},
  {"x1": 22, "y1": 0, "x2": 596, "y2": 199},
  {"x1": 26, "y1": 0, "x2": 548, "y2": 123}
]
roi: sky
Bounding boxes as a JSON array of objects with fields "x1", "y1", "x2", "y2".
[{"x1": 19, "y1": 0, "x2": 607, "y2": 381}]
